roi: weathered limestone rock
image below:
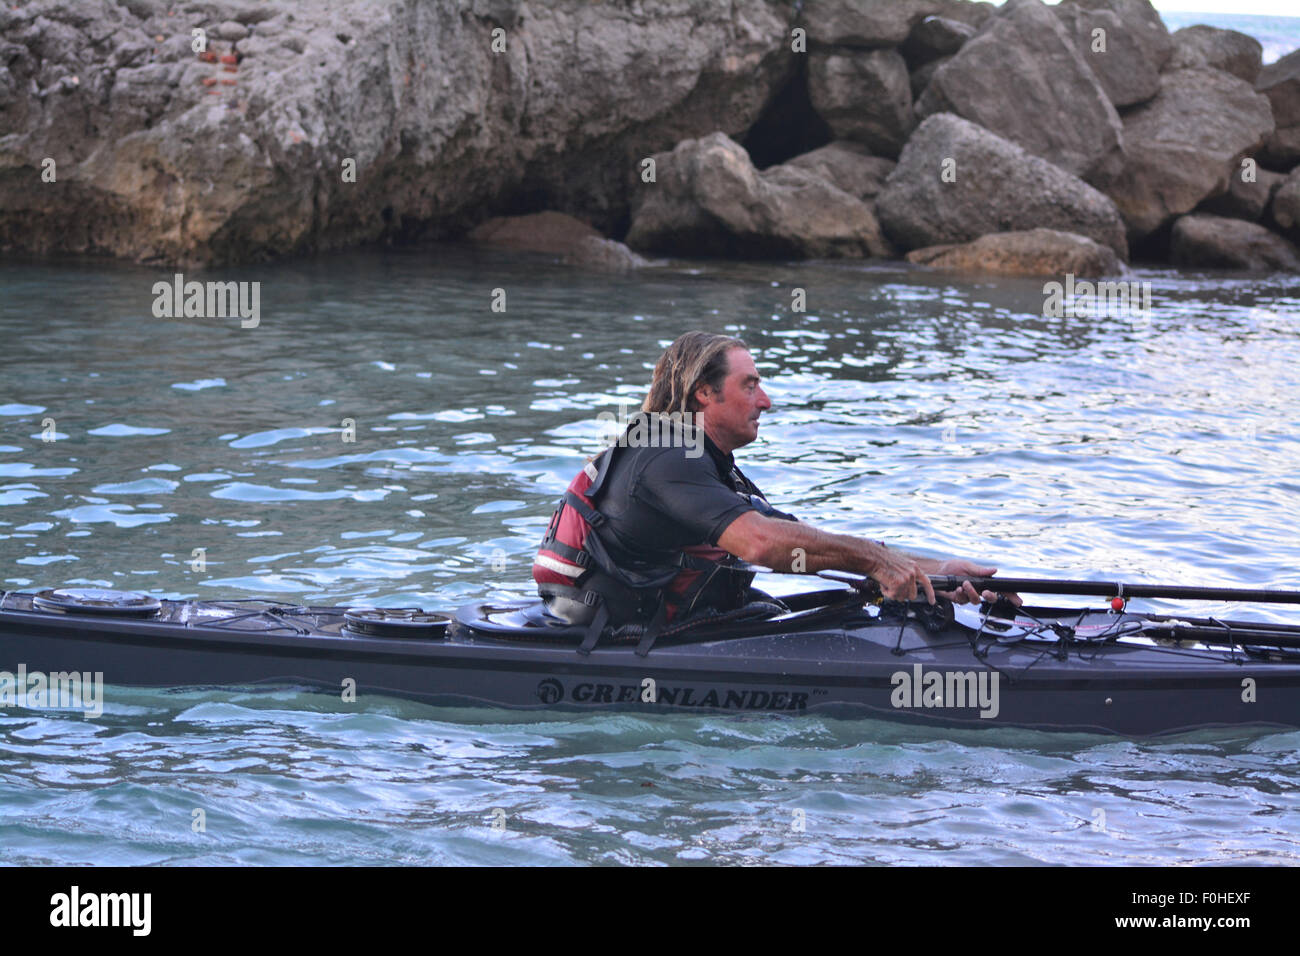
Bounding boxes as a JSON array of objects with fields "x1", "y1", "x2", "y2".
[
  {"x1": 916, "y1": 0, "x2": 1125, "y2": 185},
  {"x1": 1104, "y1": 68, "x2": 1275, "y2": 241},
  {"x1": 626, "y1": 132, "x2": 893, "y2": 259},
  {"x1": 905, "y1": 228, "x2": 1123, "y2": 276},
  {"x1": 876, "y1": 113, "x2": 1128, "y2": 257},
  {"x1": 1169, "y1": 214, "x2": 1300, "y2": 270}
]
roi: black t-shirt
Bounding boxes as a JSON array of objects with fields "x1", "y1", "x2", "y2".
[{"x1": 590, "y1": 413, "x2": 794, "y2": 569}]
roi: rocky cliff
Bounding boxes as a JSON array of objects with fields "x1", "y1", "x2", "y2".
[{"x1": 2, "y1": 0, "x2": 1298, "y2": 273}]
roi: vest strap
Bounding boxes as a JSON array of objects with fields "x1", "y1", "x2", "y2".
[
  {"x1": 577, "y1": 596, "x2": 610, "y2": 655},
  {"x1": 562, "y1": 490, "x2": 607, "y2": 528}
]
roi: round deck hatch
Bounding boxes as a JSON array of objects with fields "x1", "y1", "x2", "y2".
[
  {"x1": 342, "y1": 608, "x2": 451, "y2": 639},
  {"x1": 32, "y1": 587, "x2": 162, "y2": 617}
]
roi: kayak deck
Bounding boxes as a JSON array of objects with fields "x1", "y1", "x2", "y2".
[{"x1": 1, "y1": 588, "x2": 1299, "y2": 735}]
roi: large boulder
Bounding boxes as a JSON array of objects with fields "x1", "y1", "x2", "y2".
[
  {"x1": 1272, "y1": 167, "x2": 1300, "y2": 236},
  {"x1": 875, "y1": 113, "x2": 1128, "y2": 258},
  {"x1": 470, "y1": 210, "x2": 602, "y2": 249},
  {"x1": 1168, "y1": 25, "x2": 1263, "y2": 84},
  {"x1": 1056, "y1": 0, "x2": 1172, "y2": 71},
  {"x1": 808, "y1": 49, "x2": 914, "y2": 157},
  {"x1": 0, "y1": 0, "x2": 792, "y2": 264},
  {"x1": 905, "y1": 229, "x2": 1123, "y2": 276},
  {"x1": 915, "y1": 0, "x2": 1125, "y2": 185},
  {"x1": 1256, "y1": 50, "x2": 1300, "y2": 169},
  {"x1": 1104, "y1": 68, "x2": 1275, "y2": 241},
  {"x1": 781, "y1": 142, "x2": 896, "y2": 201},
  {"x1": 564, "y1": 236, "x2": 652, "y2": 271},
  {"x1": 468, "y1": 211, "x2": 647, "y2": 269},
  {"x1": 625, "y1": 132, "x2": 893, "y2": 259},
  {"x1": 802, "y1": 0, "x2": 993, "y2": 49},
  {"x1": 1052, "y1": 2, "x2": 1161, "y2": 107},
  {"x1": 1198, "y1": 165, "x2": 1286, "y2": 221},
  {"x1": 1169, "y1": 214, "x2": 1300, "y2": 271}
]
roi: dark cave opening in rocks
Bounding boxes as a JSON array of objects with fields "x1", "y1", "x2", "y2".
[
  {"x1": 742, "y1": 55, "x2": 833, "y2": 170},
  {"x1": 1130, "y1": 222, "x2": 1173, "y2": 264}
]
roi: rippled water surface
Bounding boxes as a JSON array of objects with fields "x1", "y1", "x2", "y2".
[{"x1": 2, "y1": 247, "x2": 1299, "y2": 864}]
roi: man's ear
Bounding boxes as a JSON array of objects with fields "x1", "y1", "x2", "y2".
[{"x1": 692, "y1": 381, "x2": 718, "y2": 408}]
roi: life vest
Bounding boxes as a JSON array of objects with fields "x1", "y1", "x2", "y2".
[{"x1": 533, "y1": 441, "x2": 758, "y2": 655}]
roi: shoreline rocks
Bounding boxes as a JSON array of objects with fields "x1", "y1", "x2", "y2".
[
  {"x1": 624, "y1": 133, "x2": 893, "y2": 259},
  {"x1": 915, "y1": 0, "x2": 1125, "y2": 185},
  {"x1": 875, "y1": 113, "x2": 1128, "y2": 258},
  {"x1": 1103, "y1": 68, "x2": 1274, "y2": 242},
  {"x1": 1170, "y1": 213, "x2": 1300, "y2": 270},
  {"x1": 1168, "y1": 25, "x2": 1263, "y2": 83},
  {"x1": 1257, "y1": 50, "x2": 1300, "y2": 169},
  {"x1": 0, "y1": 0, "x2": 1297, "y2": 273}
]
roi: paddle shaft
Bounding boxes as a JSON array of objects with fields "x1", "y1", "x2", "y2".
[
  {"x1": 814, "y1": 570, "x2": 1300, "y2": 604},
  {"x1": 929, "y1": 575, "x2": 1300, "y2": 605}
]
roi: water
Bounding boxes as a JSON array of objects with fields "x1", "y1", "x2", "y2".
[{"x1": 2, "y1": 246, "x2": 1299, "y2": 864}]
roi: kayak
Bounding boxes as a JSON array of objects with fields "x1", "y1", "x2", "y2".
[{"x1": 2, "y1": 584, "x2": 1299, "y2": 735}]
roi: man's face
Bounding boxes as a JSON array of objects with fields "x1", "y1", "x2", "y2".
[{"x1": 694, "y1": 348, "x2": 771, "y2": 453}]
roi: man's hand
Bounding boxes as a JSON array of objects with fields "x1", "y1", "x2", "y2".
[
  {"x1": 934, "y1": 559, "x2": 1023, "y2": 606},
  {"x1": 871, "y1": 550, "x2": 937, "y2": 604}
]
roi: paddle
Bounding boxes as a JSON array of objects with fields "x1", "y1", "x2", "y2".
[{"x1": 817, "y1": 570, "x2": 1300, "y2": 605}]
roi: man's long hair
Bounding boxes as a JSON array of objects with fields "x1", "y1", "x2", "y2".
[{"x1": 642, "y1": 331, "x2": 748, "y2": 416}]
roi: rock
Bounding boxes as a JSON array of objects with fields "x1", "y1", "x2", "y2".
[
  {"x1": 467, "y1": 210, "x2": 649, "y2": 269},
  {"x1": 469, "y1": 210, "x2": 601, "y2": 249},
  {"x1": 233, "y1": 5, "x2": 281, "y2": 26},
  {"x1": 905, "y1": 228, "x2": 1123, "y2": 276},
  {"x1": 808, "y1": 49, "x2": 914, "y2": 158},
  {"x1": 119, "y1": 0, "x2": 166, "y2": 20},
  {"x1": 915, "y1": 0, "x2": 1125, "y2": 185},
  {"x1": 1256, "y1": 49, "x2": 1300, "y2": 169},
  {"x1": 1057, "y1": 0, "x2": 1172, "y2": 71},
  {"x1": 563, "y1": 236, "x2": 650, "y2": 270},
  {"x1": 781, "y1": 141, "x2": 895, "y2": 201},
  {"x1": 0, "y1": 0, "x2": 791, "y2": 265},
  {"x1": 910, "y1": 56, "x2": 949, "y2": 99},
  {"x1": 1105, "y1": 68, "x2": 1275, "y2": 241},
  {"x1": 802, "y1": 0, "x2": 993, "y2": 49},
  {"x1": 1168, "y1": 25, "x2": 1262, "y2": 84},
  {"x1": 1272, "y1": 167, "x2": 1300, "y2": 235},
  {"x1": 1198, "y1": 165, "x2": 1285, "y2": 221},
  {"x1": 214, "y1": 20, "x2": 249, "y2": 42},
  {"x1": 902, "y1": 16, "x2": 975, "y2": 66},
  {"x1": 1169, "y1": 214, "x2": 1300, "y2": 270},
  {"x1": 625, "y1": 132, "x2": 893, "y2": 259},
  {"x1": 875, "y1": 113, "x2": 1128, "y2": 257},
  {"x1": 1052, "y1": 2, "x2": 1160, "y2": 107}
]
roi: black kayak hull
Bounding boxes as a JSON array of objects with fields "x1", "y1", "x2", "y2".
[{"x1": 1, "y1": 591, "x2": 1298, "y2": 735}]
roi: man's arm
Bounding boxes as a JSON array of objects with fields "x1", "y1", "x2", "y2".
[{"x1": 717, "y1": 511, "x2": 1017, "y2": 605}]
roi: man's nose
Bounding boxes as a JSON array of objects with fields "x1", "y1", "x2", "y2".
[{"x1": 756, "y1": 386, "x2": 772, "y2": 409}]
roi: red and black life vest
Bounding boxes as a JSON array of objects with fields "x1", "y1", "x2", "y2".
[{"x1": 533, "y1": 443, "x2": 756, "y2": 655}]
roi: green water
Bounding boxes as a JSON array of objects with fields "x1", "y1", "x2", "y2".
[{"x1": 2, "y1": 245, "x2": 1299, "y2": 864}]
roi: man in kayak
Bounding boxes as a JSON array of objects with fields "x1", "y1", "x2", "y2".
[{"x1": 534, "y1": 331, "x2": 1017, "y2": 636}]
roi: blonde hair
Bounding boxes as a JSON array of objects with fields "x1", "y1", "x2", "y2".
[{"x1": 642, "y1": 332, "x2": 748, "y2": 415}]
